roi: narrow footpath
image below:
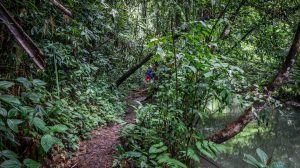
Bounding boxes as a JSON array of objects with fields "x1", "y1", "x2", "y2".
[{"x1": 69, "y1": 89, "x2": 147, "y2": 168}]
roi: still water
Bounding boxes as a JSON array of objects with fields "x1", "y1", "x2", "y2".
[{"x1": 203, "y1": 108, "x2": 300, "y2": 168}]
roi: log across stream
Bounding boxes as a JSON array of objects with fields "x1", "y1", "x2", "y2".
[{"x1": 199, "y1": 107, "x2": 300, "y2": 168}]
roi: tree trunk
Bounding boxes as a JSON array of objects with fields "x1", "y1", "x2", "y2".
[
  {"x1": 220, "y1": 0, "x2": 247, "y2": 39},
  {"x1": 224, "y1": 27, "x2": 255, "y2": 55},
  {"x1": 207, "y1": 21, "x2": 300, "y2": 144},
  {"x1": 142, "y1": 0, "x2": 147, "y2": 22},
  {"x1": 207, "y1": 0, "x2": 231, "y2": 41},
  {"x1": 49, "y1": 0, "x2": 72, "y2": 17},
  {"x1": 115, "y1": 53, "x2": 154, "y2": 87},
  {"x1": 0, "y1": 2, "x2": 45, "y2": 70}
]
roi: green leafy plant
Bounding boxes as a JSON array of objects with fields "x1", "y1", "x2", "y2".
[
  {"x1": 243, "y1": 148, "x2": 288, "y2": 168},
  {"x1": 0, "y1": 78, "x2": 67, "y2": 167}
]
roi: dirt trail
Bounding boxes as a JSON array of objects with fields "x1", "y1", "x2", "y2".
[{"x1": 69, "y1": 90, "x2": 147, "y2": 168}]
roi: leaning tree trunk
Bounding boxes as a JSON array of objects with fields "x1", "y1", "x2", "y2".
[
  {"x1": 207, "y1": 21, "x2": 300, "y2": 144},
  {"x1": 115, "y1": 53, "x2": 154, "y2": 87},
  {"x1": 49, "y1": 0, "x2": 72, "y2": 17},
  {"x1": 0, "y1": 2, "x2": 45, "y2": 70}
]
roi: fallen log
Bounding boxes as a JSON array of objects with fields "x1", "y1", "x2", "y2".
[
  {"x1": 207, "y1": 21, "x2": 300, "y2": 144},
  {"x1": 49, "y1": 0, "x2": 72, "y2": 17},
  {"x1": 0, "y1": 2, "x2": 45, "y2": 70},
  {"x1": 285, "y1": 101, "x2": 300, "y2": 108},
  {"x1": 115, "y1": 53, "x2": 154, "y2": 87}
]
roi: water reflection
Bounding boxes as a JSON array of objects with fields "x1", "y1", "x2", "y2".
[{"x1": 202, "y1": 108, "x2": 300, "y2": 168}]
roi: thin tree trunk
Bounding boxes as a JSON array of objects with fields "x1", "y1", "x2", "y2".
[
  {"x1": 0, "y1": 2, "x2": 45, "y2": 70},
  {"x1": 174, "y1": 0, "x2": 182, "y2": 28},
  {"x1": 207, "y1": 21, "x2": 300, "y2": 144},
  {"x1": 142, "y1": 0, "x2": 147, "y2": 22},
  {"x1": 224, "y1": 27, "x2": 255, "y2": 55},
  {"x1": 172, "y1": 20, "x2": 178, "y2": 102},
  {"x1": 207, "y1": 0, "x2": 231, "y2": 41},
  {"x1": 220, "y1": 0, "x2": 247, "y2": 39},
  {"x1": 49, "y1": 0, "x2": 72, "y2": 17}
]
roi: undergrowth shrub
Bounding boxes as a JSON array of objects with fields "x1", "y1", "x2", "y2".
[
  {"x1": 52, "y1": 80, "x2": 125, "y2": 151},
  {"x1": 0, "y1": 77, "x2": 125, "y2": 167},
  {"x1": 0, "y1": 78, "x2": 65, "y2": 167},
  {"x1": 115, "y1": 23, "x2": 254, "y2": 167}
]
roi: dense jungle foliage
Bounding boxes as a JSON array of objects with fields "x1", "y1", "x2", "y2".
[{"x1": 0, "y1": 0, "x2": 300, "y2": 168}]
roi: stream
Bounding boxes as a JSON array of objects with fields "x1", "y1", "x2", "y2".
[{"x1": 202, "y1": 107, "x2": 300, "y2": 168}]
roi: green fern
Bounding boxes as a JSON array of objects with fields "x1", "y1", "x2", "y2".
[
  {"x1": 157, "y1": 154, "x2": 187, "y2": 168},
  {"x1": 186, "y1": 148, "x2": 200, "y2": 163}
]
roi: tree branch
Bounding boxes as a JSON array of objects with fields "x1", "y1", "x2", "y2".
[
  {"x1": 49, "y1": 0, "x2": 72, "y2": 17},
  {"x1": 207, "y1": 21, "x2": 300, "y2": 144}
]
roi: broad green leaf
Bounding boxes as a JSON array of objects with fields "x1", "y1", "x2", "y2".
[
  {"x1": 32, "y1": 79, "x2": 46, "y2": 87},
  {"x1": 23, "y1": 92, "x2": 43, "y2": 103},
  {"x1": 19, "y1": 106, "x2": 35, "y2": 117},
  {"x1": 32, "y1": 117, "x2": 49, "y2": 132},
  {"x1": 243, "y1": 154, "x2": 263, "y2": 167},
  {"x1": 156, "y1": 45, "x2": 166, "y2": 58},
  {"x1": 16, "y1": 77, "x2": 31, "y2": 89},
  {"x1": 0, "y1": 95, "x2": 21, "y2": 105},
  {"x1": 150, "y1": 37, "x2": 159, "y2": 42},
  {"x1": 211, "y1": 0, "x2": 216, "y2": 6},
  {"x1": 0, "y1": 159, "x2": 21, "y2": 168},
  {"x1": 1, "y1": 150, "x2": 18, "y2": 159},
  {"x1": 49, "y1": 124, "x2": 68, "y2": 133},
  {"x1": 4, "y1": 130, "x2": 19, "y2": 145},
  {"x1": 149, "y1": 146, "x2": 167, "y2": 154},
  {"x1": 0, "y1": 81, "x2": 14, "y2": 90},
  {"x1": 0, "y1": 120, "x2": 5, "y2": 128},
  {"x1": 7, "y1": 119, "x2": 23, "y2": 133},
  {"x1": 120, "y1": 151, "x2": 142, "y2": 159},
  {"x1": 151, "y1": 142, "x2": 164, "y2": 148},
  {"x1": 184, "y1": 66, "x2": 197, "y2": 73},
  {"x1": 213, "y1": 63, "x2": 222, "y2": 68},
  {"x1": 256, "y1": 148, "x2": 268, "y2": 164},
  {"x1": 0, "y1": 107, "x2": 7, "y2": 117},
  {"x1": 8, "y1": 108, "x2": 19, "y2": 118},
  {"x1": 204, "y1": 71, "x2": 213, "y2": 78},
  {"x1": 23, "y1": 159, "x2": 41, "y2": 168},
  {"x1": 270, "y1": 162, "x2": 288, "y2": 168},
  {"x1": 41, "y1": 134, "x2": 61, "y2": 153}
]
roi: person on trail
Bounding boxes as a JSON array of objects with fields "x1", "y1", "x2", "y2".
[
  {"x1": 145, "y1": 67, "x2": 153, "y2": 82},
  {"x1": 145, "y1": 63, "x2": 158, "y2": 83}
]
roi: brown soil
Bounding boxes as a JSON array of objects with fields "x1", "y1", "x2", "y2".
[{"x1": 68, "y1": 90, "x2": 147, "y2": 168}]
